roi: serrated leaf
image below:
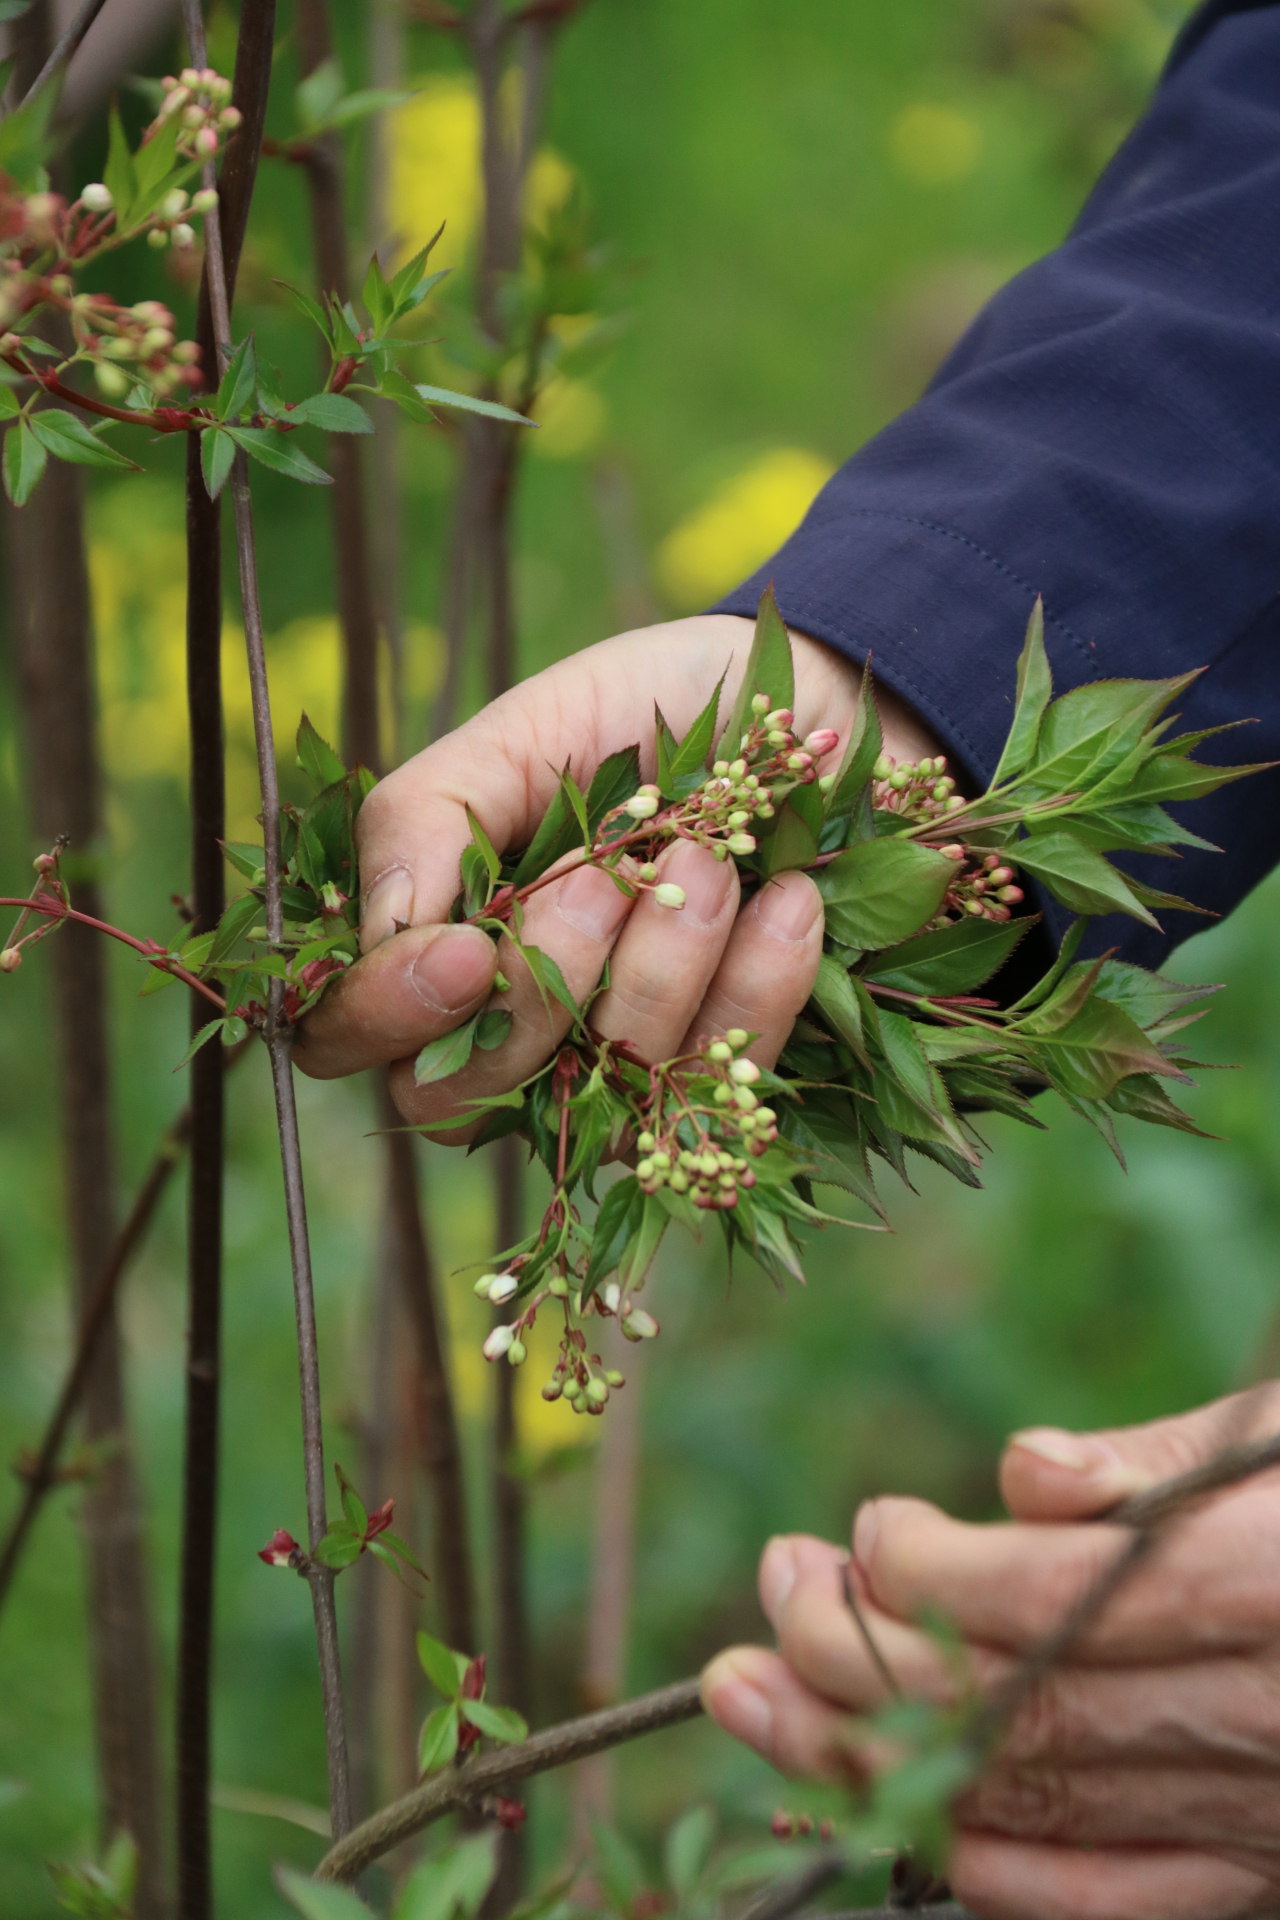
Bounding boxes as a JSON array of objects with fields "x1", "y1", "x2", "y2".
[
  {"x1": 177, "y1": 1019, "x2": 227, "y2": 1068},
  {"x1": 1029, "y1": 996, "x2": 1183, "y2": 1101},
  {"x1": 826, "y1": 658, "x2": 883, "y2": 829},
  {"x1": 718, "y1": 583, "x2": 795, "y2": 759},
  {"x1": 227, "y1": 425, "x2": 333, "y2": 486},
  {"x1": 1105, "y1": 1072, "x2": 1217, "y2": 1137},
  {"x1": 509, "y1": 774, "x2": 576, "y2": 888},
  {"x1": 415, "y1": 383, "x2": 534, "y2": 426},
  {"x1": 815, "y1": 837, "x2": 955, "y2": 949},
  {"x1": 418, "y1": 1701, "x2": 461, "y2": 1774},
  {"x1": 413, "y1": 1014, "x2": 480, "y2": 1086},
  {"x1": 416, "y1": 1629, "x2": 464, "y2": 1697},
  {"x1": 669, "y1": 672, "x2": 727, "y2": 792},
  {"x1": 27, "y1": 407, "x2": 139, "y2": 471},
  {"x1": 1011, "y1": 831, "x2": 1159, "y2": 926},
  {"x1": 864, "y1": 915, "x2": 1032, "y2": 997},
  {"x1": 0, "y1": 385, "x2": 20, "y2": 418},
  {"x1": 292, "y1": 390, "x2": 372, "y2": 433},
  {"x1": 519, "y1": 942, "x2": 579, "y2": 1023},
  {"x1": 992, "y1": 597, "x2": 1052, "y2": 784},
  {"x1": 585, "y1": 1177, "x2": 644, "y2": 1293},
  {"x1": 274, "y1": 277, "x2": 334, "y2": 343},
  {"x1": 1090, "y1": 958, "x2": 1219, "y2": 1030},
  {"x1": 459, "y1": 1698, "x2": 528, "y2": 1744},
  {"x1": 337, "y1": 1466, "x2": 367, "y2": 1536},
  {"x1": 362, "y1": 248, "x2": 394, "y2": 331},
  {"x1": 274, "y1": 1864, "x2": 373, "y2": 1920},
  {"x1": 215, "y1": 335, "x2": 258, "y2": 422},
  {"x1": 476, "y1": 1009, "x2": 513, "y2": 1050},
  {"x1": 1122, "y1": 751, "x2": 1274, "y2": 807},
  {"x1": 779, "y1": 1096, "x2": 886, "y2": 1218},
  {"x1": 296, "y1": 712, "x2": 346, "y2": 793},
  {"x1": 587, "y1": 743, "x2": 643, "y2": 831},
  {"x1": 1016, "y1": 671, "x2": 1199, "y2": 802},
  {"x1": 757, "y1": 793, "x2": 821, "y2": 877},
  {"x1": 3, "y1": 418, "x2": 46, "y2": 505},
  {"x1": 200, "y1": 427, "x2": 235, "y2": 499},
  {"x1": 809, "y1": 952, "x2": 871, "y2": 1067},
  {"x1": 103, "y1": 104, "x2": 138, "y2": 225},
  {"x1": 560, "y1": 768, "x2": 590, "y2": 848}
]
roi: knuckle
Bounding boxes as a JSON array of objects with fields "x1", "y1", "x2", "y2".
[
  {"x1": 967, "y1": 1762, "x2": 1081, "y2": 1842},
  {"x1": 1004, "y1": 1672, "x2": 1084, "y2": 1767}
]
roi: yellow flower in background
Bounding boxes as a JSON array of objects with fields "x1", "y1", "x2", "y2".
[
  {"x1": 889, "y1": 102, "x2": 984, "y2": 186},
  {"x1": 529, "y1": 376, "x2": 607, "y2": 459},
  {"x1": 655, "y1": 448, "x2": 836, "y2": 610}
]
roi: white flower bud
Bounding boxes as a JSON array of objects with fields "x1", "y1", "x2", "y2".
[
  {"x1": 487, "y1": 1273, "x2": 518, "y2": 1304},
  {"x1": 624, "y1": 793, "x2": 659, "y2": 820},
  {"x1": 654, "y1": 883, "x2": 685, "y2": 909},
  {"x1": 0, "y1": 947, "x2": 21, "y2": 973},
  {"x1": 80, "y1": 183, "x2": 113, "y2": 211},
  {"x1": 602, "y1": 1283, "x2": 621, "y2": 1314},
  {"x1": 162, "y1": 188, "x2": 190, "y2": 219},
  {"x1": 483, "y1": 1326, "x2": 514, "y2": 1361},
  {"x1": 624, "y1": 1309, "x2": 659, "y2": 1339},
  {"x1": 191, "y1": 188, "x2": 219, "y2": 215},
  {"x1": 726, "y1": 833, "x2": 756, "y2": 856},
  {"x1": 729, "y1": 1057, "x2": 761, "y2": 1085},
  {"x1": 507, "y1": 1338, "x2": 527, "y2": 1366},
  {"x1": 147, "y1": 227, "x2": 169, "y2": 249},
  {"x1": 474, "y1": 1273, "x2": 499, "y2": 1297},
  {"x1": 172, "y1": 223, "x2": 195, "y2": 248},
  {"x1": 707, "y1": 1040, "x2": 733, "y2": 1063}
]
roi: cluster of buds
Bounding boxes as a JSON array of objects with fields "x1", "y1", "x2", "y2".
[
  {"x1": 770, "y1": 1811, "x2": 834, "y2": 1842},
  {"x1": 477, "y1": 1262, "x2": 660, "y2": 1411},
  {"x1": 70, "y1": 294, "x2": 202, "y2": 398},
  {"x1": 617, "y1": 694, "x2": 842, "y2": 883},
  {"x1": 633, "y1": 1029, "x2": 779, "y2": 1211},
  {"x1": 933, "y1": 846, "x2": 1024, "y2": 927},
  {"x1": 871, "y1": 751, "x2": 964, "y2": 821},
  {"x1": 150, "y1": 68, "x2": 242, "y2": 162}
]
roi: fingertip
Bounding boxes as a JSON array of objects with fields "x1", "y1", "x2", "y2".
[
  {"x1": 1000, "y1": 1428, "x2": 1154, "y2": 1519},
  {"x1": 700, "y1": 1646, "x2": 778, "y2": 1752}
]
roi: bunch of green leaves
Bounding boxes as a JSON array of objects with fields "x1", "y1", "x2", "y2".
[
  {"x1": 309, "y1": 1464, "x2": 427, "y2": 1587},
  {"x1": 414, "y1": 1632, "x2": 529, "y2": 1775},
  {"x1": 48, "y1": 1834, "x2": 137, "y2": 1919},
  {"x1": 276, "y1": 1833, "x2": 499, "y2": 1920}
]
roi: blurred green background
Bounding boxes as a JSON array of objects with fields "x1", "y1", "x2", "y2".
[{"x1": 9, "y1": 0, "x2": 1272, "y2": 1911}]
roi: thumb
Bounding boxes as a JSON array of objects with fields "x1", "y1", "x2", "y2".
[{"x1": 999, "y1": 1386, "x2": 1280, "y2": 1521}]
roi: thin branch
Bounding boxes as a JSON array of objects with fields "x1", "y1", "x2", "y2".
[
  {"x1": 17, "y1": 0, "x2": 109, "y2": 106},
  {"x1": 0, "y1": 893, "x2": 227, "y2": 1006},
  {"x1": 736, "y1": 1850, "x2": 847, "y2": 1920},
  {"x1": 316, "y1": 1678, "x2": 704, "y2": 1882}
]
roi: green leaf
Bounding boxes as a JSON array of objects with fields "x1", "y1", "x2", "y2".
[
  {"x1": 337, "y1": 1465, "x2": 367, "y2": 1536},
  {"x1": 227, "y1": 426, "x2": 333, "y2": 486},
  {"x1": 654, "y1": 705, "x2": 679, "y2": 798},
  {"x1": 413, "y1": 1014, "x2": 480, "y2": 1086},
  {"x1": 458, "y1": 1698, "x2": 528, "y2": 1744},
  {"x1": 0, "y1": 67, "x2": 55, "y2": 191},
  {"x1": 1017, "y1": 953, "x2": 1108, "y2": 1035},
  {"x1": 1105, "y1": 1072, "x2": 1217, "y2": 1137},
  {"x1": 389, "y1": 227, "x2": 445, "y2": 305},
  {"x1": 779, "y1": 1095, "x2": 886, "y2": 1219},
  {"x1": 1011, "y1": 830, "x2": 1159, "y2": 926},
  {"x1": 27, "y1": 408, "x2": 139, "y2": 472},
  {"x1": 0, "y1": 385, "x2": 20, "y2": 418},
  {"x1": 808, "y1": 952, "x2": 871, "y2": 1066},
  {"x1": 718, "y1": 583, "x2": 795, "y2": 759},
  {"x1": 296, "y1": 713, "x2": 347, "y2": 794},
  {"x1": 815, "y1": 838, "x2": 956, "y2": 949},
  {"x1": 291, "y1": 391, "x2": 372, "y2": 434},
  {"x1": 509, "y1": 775, "x2": 576, "y2": 888},
  {"x1": 215, "y1": 335, "x2": 258, "y2": 422},
  {"x1": 176, "y1": 1019, "x2": 227, "y2": 1068},
  {"x1": 1030, "y1": 996, "x2": 1182, "y2": 1101},
  {"x1": 863, "y1": 915, "x2": 1032, "y2": 997},
  {"x1": 826, "y1": 659, "x2": 883, "y2": 828},
  {"x1": 1089, "y1": 958, "x2": 1219, "y2": 1031},
  {"x1": 126, "y1": 113, "x2": 180, "y2": 221},
  {"x1": 757, "y1": 793, "x2": 820, "y2": 877},
  {"x1": 326, "y1": 86, "x2": 416, "y2": 131},
  {"x1": 397, "y1": 1835, "x2": 500, "y2": 1920},
  {"x1": 560, "y1": 768, "x2": 591, "y2": 848},
  {"x1": 665, "y1": 1806, "x2": 717, "y2": 1899},
  {"x1": 669, "y1": 673, "x2": 727, "y2": 792},
  {"x1": 138, "y1": 960, "x2": 179, "y2": 996},
  {"x1": 875, "y1": 1008, "x2": 974, "y2": 1157},
  {"x1": 519, "y1": 943, "x2": 579, "y2": 1022},
  {"x1": 377, "y1": 366, "x2": 436, "y2": 423},
  {"x1": 991, "y1": 596, "x2": 1052, "y2": 784},
  {"x1": 416, "y1": 1629, "x2": 464, "y2": 1698},
  {"x1": 590, "y1": 1820, "x2": 646, "y2": 1912},
  {"x1": 414, "y1": 384, "x2": 534, "y2": 426},
  {"x1": 586, "y1": 744, "x2": 643, "y2": 831},
  {"x1": 296, "y1": 55, "x2": 345, "y2": 132},
  {"x1": 274, "y1": 1866, "x2": 373, "y2": 1920},
  {"x1": 585, "y1": 1177, "x2": 644, "y2": 1293},
  {"x1": 1058, "y1": 800, "x2": 1219, "y2": 855},
  {"x1": 200, "y1": 427, "x2": 235, "y2": 500},
  {"x1": 3, "y1": 419, "x2": 46, "y2": 506},
  {"x1": 274, "y1": 277, "x2": 334, "y2": 344},
  {"x1": 418, "y1": 1702, "x2": 461, "y2": 1774},
  {"x1": 362, "y1": 249, "x2": 393, "y2": 331},
  {"x1": 476, "y1": 1009, "x2": 513, "y2": 1050},
  {"x1": 1016, "y1": 671, "x2": 1199, "y2": 802},
  {"x1": 1118, "y1": 749, "x2": 1273, "y2": 808},
  {"x1": 463, "y1": 806, "x2": 501, "y2": 890}
]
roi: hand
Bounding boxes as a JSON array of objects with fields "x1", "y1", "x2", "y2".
[
  {"x1": 296, "y1": 614, "x2": 941, "y2": 1134},
  {"x1": 701, "y1": 1387, "x2": 1280, "y2": 1920}
]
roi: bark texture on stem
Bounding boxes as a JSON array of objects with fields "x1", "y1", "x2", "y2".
[{"x1": 175, "y1": 0, "x2": 278, "y2": 1907}]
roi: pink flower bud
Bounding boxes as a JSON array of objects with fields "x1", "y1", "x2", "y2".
[
  {"x1": 0, "y1": 948, "x2": 21, "y2": 973},
  {"x1": 771, "y1": 1811, "x2": 794, "y2": 1839},
  {"x1": 219, "y1": 105, "x2": 243, "y2": 129},
  {"x1": 803, "y1": 728, "x2": 839, "y2": 757},
  {"x1": 483, "y1": 1326, "x2": 514, "y2": 1361},
  {"x1": 493, "y1": 1797, "x2": 526, "y2": 1830},
  {"x1": 772, "y1": 709, "x2": 794, "y2": 729},
  {"x1": 195, "y1": 126, "x2": 219, "y2": 158},
  {"x1": 998, "y1": 885, "x2": 1023, "y2": 904},
  {"x1": 940, "y1": 843, "x2": 965, "y2": 860},
  {"x1": 258, "y1": 1528, "x2": 301, "y2": 1567}
]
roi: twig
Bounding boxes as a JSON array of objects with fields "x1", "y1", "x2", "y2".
[
  {"x1": 842, "y1": 1561, "x2": 901, "y2": 1703},
  {"x1": 735, "y1": 1847, "x2": 847, "y2": 1920},
  {"x1": 315, "y1": 1677, "x2": 704, "y2": 1881},
  {"x1": 16, "y1": 0, "x2": 109, "y2": 106}
]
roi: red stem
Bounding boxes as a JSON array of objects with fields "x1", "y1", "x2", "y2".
[{"x1": 0, "y1": 895, "x2": 227, "y2": 1009}]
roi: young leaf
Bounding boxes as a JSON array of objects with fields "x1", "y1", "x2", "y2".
[
  {"x1": 274, "y1": 1866, "x2": 373, "y2": 1920},
  {"x1": 1105, "y1": 1072, "x2": 1217, "y2": 1137},
  {"x1": 458, "y1": 1698, "x2": 528, "y2": 1744},
  {"x1": 654, "y1": 705, "x2": 679, "y2": 798},
  {"x1": 665, "y1": 1806, "x2": 717, "y2": 1901},
  {"x1": 415, "y1": 384, "x2": 535, "y2": 426},
  {"x1": 1011, "y1": 831, "x2": 1159, "y2": 926},
  {"x1": 585, "y1": 1177, "x2": 644, "y2": 1293},
  {"x1": 388, "y1": 226, "x2": 446, "y2": 304},
  {"x1": 215, "y1": 335, "x2": 258, "y2": 422},
  {"x1": 1029, "y1": 996, "x2": 1182, "y2": 1101},
  {"x1": 757, "y1": 793, "x2": 820, "y2": 878},
  {"x1": 779, "y1": 1096, "x2": 886, "y2": 1218},
  {"x1": 418, "y1": 1701, "x2": 461, "y2": 1774},
  {"x1": 296, "y1": 54, "x2": 345, "y2": 132},
  {"x1": 227, "y1": 426, "x2": 334, "y2": 486},
  {"x1": 509, "y1": 775, "x2": 576, "y2": 888},
  {"x1": 362, "y1": 249, "x2": 394, "y2": 332},
  {"x1": 1119, "y1": 750, "x2": 1274, "y2": 808},
  {"x1": 668, "y1": 671, "x2": 727, "y2": 792},
  {"x1": 200, "y1": 427, "x2": 235, "y2": 500},
  {"x1": 297, "y1": 713, "x2": 347, "y2": 793},
  {"x1": 809, "y1": 952, "x2": 871, "y2": 1066},
  {"x1": 718, "y1": 583, "x2": 795, "y2": 758},
  {"x1": 826, "y1": 657, "x2": 883, "y2": 825},
  {"x1": 413, "y1": 1014, "x2": 481, "y2": 1086},
  {"x1": 815, "y1": 838, "x2": 956, "y2": 949},
  {"x1": 519, "y1": 943, "x2": 579, "y2": 1022},
  {"x1": 274, "y1": 277, "x2": 334, "y2": 344},
  {"x1": 0, "y1": 385, "x2": 19, "y2": 417},
  {"x1": 560, "y1": 768, "x2": 591, "y2": 848},
  {"x1": 103, "y1": 104, "x2": 138, "y2": 226},
  {"x1": 991, "y1": 596, "x2": 1052, "y2": 784},
  {"x1": 27, "y1": 408, "x2": 139, "y2": 472},
  {"x1": 416, "y1": 1629, "x2": 464, "y2": 1698},
  {"x1": 177, "y1": 1019, "x2": 227, "y2": 1068},
  {"x1": 1015, "y1": 672, "x2": 1199, "y2": 802},
  {"x1": 863, "y1": 915, "x2": 1032, "y2": 997},
  {"x1": 476, "y1": 1009, "x2": 513, "y2": 1050},
  {"x1": 586, "y1": 743, "x2": 643, "y2": 831},
  {"x1": 3, "y1": 418, "x2": 46, "y2": 505},
  {"x1": 291, "y1": 391, "x2": 372, "y2": 434}
]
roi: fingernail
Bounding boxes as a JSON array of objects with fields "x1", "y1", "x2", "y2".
[
  {"x1": 1007, "y1": 1427, "x2": 1093, "y2": 1472},
  {"x1": 853, "y1": 1500, "x2": 879, "y2": 1571},
  {"x1": 754, "y1": 874, "x2": 822, "y2": 943},
  {"x1": 759, "y1": 1536, "x2": 796, "y2": 1626},
  {"x1": 661, "y1": 840, "x2": 734, "y2": 928},
  {"x1": 557, "y1": 861, "x2": 633, "y2": 943},
  {"x1": 701, "y1": 1661, "x2": 774, "y2": 1750},
  {"x1": 408, "y1": 926, "x2": 496, "y2": 1015},
  {"x1": 364, "y1": 866, "x2": 414, "y2": 948}
]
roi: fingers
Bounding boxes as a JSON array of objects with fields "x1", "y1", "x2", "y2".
[
  {"x1": 959, "y1": 1762, "x2": 1280, "y2": 1852},
  {"x1": 1000, "y1": 1386, "x2": 1280, "y2": 1521},
  {"x1": 293, "y1": 922, "x2": 498, "y2": 1079},
  {"x1": 679, "y1": 872, "x2": 824, "y2": 1069},
  {"x1": 949, "y1": 1834, "x2": 1275, "y2": 1920},
  {"x1": 386, "y1": 856, "x2": 636, "y2": 1135},
  {"x1": 590, "y1": 841, "x2": 740, "y2": 1062},
  {"x1": 700, "y1": 1645, "x2": 867, "y2": 1782}
]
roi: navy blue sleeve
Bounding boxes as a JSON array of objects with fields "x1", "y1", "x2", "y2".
[{"x1": 713, "y1": 0, "x2": 1280, "y2": 971}]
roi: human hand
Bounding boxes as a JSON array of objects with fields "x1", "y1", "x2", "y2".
[
  {"x1": 701, "y1": 1388, "x2": 1280, "y2": 1920},
  {"x1": 296, "y1": 614, "x2": 942, "y2": 1135}
]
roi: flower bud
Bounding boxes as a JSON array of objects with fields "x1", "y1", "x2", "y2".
[
  {"x1": 888, "y1": 769, "x2": 909, "y2": 790},
  {"x1": 964, "y1": 898, "x2": 984, "y2": 916},
  {"x1": 80, "y1": 182, "x2": 113, "y2": 211},
  {"x1": 161, "y1": 188, "x2": 190, "y2": 219},
  {"x1": 998, "y1": 885, "x2": 1024, "y2": 904},
  {"x1": 818, "y1": 773, "x2": 835, "y2": 793},
  {"x1": 602, "y1": 1283, "x2": 621, "y2": 1314},
  {"x1": 751, "y1": 692, "x2": 772, "y2": 714},
  {"x1": 487, "y1": 1273, "x2": 518, "y2": 1304},
  {"x1": 94, "y1": 362, "x2": 129, "y2": 397},
  {"x1": 258, "y1": 1527, "x2": 302, "y2": 1568},
  {"x1": 734, "y1": 1086, "x2": 758, "y2": 1112},
  {"x1": 0, "y1": 948, "x2": 21, "y2": 973},
  {"x1": 483, "y1": 1326, "x2": 514, "y2": 1361},
  {"x1": 172, "y1": 222, "x2": 195, "y2": 248},
  {"x1": 729, "y1": 1058, "x2": 760, "y2": 1086},
  {"x1": 605, "y1": 1369, "x2": 625, "y2": 1388},
  {"x1": 637, "y1": 862, "x2": 657, "y2": 883},
  {"x1": 636, "y1": 1131, "x2": 656, "y2": 1152},
  {"x1": 669, "y1": 1169, "x2": 689, "y2": 1192},
  {"x1": 873, "y1": 754, "x2": 892, "y2": 779},
  {"x1": 219, "y1": 105, "x2": 243, "y2": 129},
  {"x1": 183, "y1": 102, "x2": 206, "y2": 128},
  {"x1": 756, "y1": 1107, "x2": 777, "y2": 1126},
  {"x1": 713, "y1": 1083, "x2": 733, "y2": 1106},
  {"x1": 756, "y1": 801, "x2": 775, "y2": 819},
  {"x1": 989, "y1": 866, "x2": 1013, "y2": 886},
  {"x1": 624, "y1": 1308, "x2": 659, "y2": 1338},
  {"x1": 506, "y1": 1338, "x2": 527, "y2": 1366},
  {"x1": 771, "y1": 1811, "x2": 794, "y2": 1839},
  {"x1": 726, "y1": 833, "x2": 756, "y2": 856},
  {"x1": 191, "y1": 187, "x2": 219, "y2": 214},
  {"x1": 772, "y1": 709, "x2": 794, "y2": 729},
  {"x1": 474, "y1": 1273, "x2": 499, "y2": 1297},
  {"x1": 147, "y1": 227, "x2": 169, "y2": 249},
  {"x1": 940, "y1": 843, "x2": 965, "y2": 860},
  {"x1": 624, "y1": 792, "x2": 659, "y2": 820},
  {"x1": 654, "y1": 883, "x2": 685, "y2": 909},
  {"x1": 946, "y1": 795, "x2": 966, "y2": 810},
  {"x1": 725, "y1": 1027, "x2": 749, "y2": 1048},
  {"x1": 766, "y1": 730, "x2": 790, "y2": 748},
  {"x1": 548, "y1": 1274, "x2": 570, "y2": 1297},
  {"x1": 803, "y1": 728, "x2": 839, "y2": 757},
  {"x1": 727, "y1": 809, "x2": 751, "y2": 829},
  {"x1": 195, "y1": 126, "x2": 220, "y2": 157},
  {"x1": 542, "y1": 1378, "x2": 563, "y2": 1401},
  {"x1": 707, "y1": 1040, "x2": 733, "y2": 1063},
  {"x1": 636, "y1": 1157, "x2": 655, "y2": 1180},
  {"x1": 712, "y1": 760, "x2": 729, "y2": 776},
  {"x1": 586, "y1": 1377, "x2": 609, "y2": 1405}
]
